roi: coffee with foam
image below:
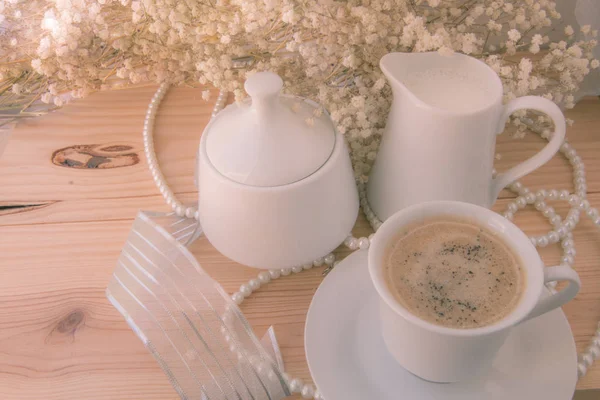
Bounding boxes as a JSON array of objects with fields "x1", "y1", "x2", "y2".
[{"x1": 384, "y1": 218, "x2": 525, "y2": 329}]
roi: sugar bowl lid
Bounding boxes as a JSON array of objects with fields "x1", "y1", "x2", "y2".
[{"x1": 204, "y1": 72, "x2": 336, "y2": 187}]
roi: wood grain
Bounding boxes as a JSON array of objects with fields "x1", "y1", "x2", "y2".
[
  {"x1": 0, "y1": 87, "x2": 599, "y2": 399},
  {"x1": 51, "y1": 143, "x2": 140, "y2": 169}
]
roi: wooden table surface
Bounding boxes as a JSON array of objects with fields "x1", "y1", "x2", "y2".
[{"x1": 0, "y1": 87, "x2": 599, "y2": 400}]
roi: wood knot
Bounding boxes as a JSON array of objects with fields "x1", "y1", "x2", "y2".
[
  {"x1": 46, "y1": 310, "x2": 86, "y2": 344},
  {"x1": 52, "y1": 143, "x2": 139, "y2": 169}
]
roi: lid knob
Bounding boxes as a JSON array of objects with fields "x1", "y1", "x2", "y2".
[
  {"x1": 244, "y1": 72, "x2": 283, "y2": 118},
  {"x1": 204, "y1": 71, "x2": 336, "y2": 187}
]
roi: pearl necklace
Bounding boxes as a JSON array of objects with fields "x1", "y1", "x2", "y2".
[{"x1": 142, "y1": 84, "x2": 600, "y2": 396}]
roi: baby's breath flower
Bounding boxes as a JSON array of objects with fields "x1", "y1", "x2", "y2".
[
  {"x1": 0, "y1": 0, "x2": 596, "y2": 180},
  {"x1": 565, "y1": 26, "x2": 575, "y2": 36}
]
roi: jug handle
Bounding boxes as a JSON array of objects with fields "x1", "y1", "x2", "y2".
[{"x1": 491, "y1": 96, "x2": 566, "y2": 200}]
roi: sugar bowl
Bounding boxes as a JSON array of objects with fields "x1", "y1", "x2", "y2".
[{"x1": 197, "y1": 72, "x2": 359, "y2": 269}]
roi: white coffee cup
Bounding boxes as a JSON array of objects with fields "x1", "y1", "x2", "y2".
[{"x1": 368, "y1": 201, "x2": 581, "y2": 383}]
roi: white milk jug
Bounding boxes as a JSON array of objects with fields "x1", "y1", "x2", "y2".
[{"x1": 367, "y1": 52, "x2": 566, "y2": 221}]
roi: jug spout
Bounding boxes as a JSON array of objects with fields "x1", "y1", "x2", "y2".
[
  {"x1": 380, "y1": 52, "x2": 429, "y2": 83},
  {"x1": 380, "y1": 52, "x2": 455, "y2": 111},
  {"x1": 379, "y1": 52, "x2": 437, "y2": 100},
  {"x1": 379, "y1": 52, "x2": 420, "y2": 98},
  {"x1": 379, "y1": 51, "x2": 504, "y2": 113}
]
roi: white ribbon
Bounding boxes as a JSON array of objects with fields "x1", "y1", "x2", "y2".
[{"x1": 106, "y1": 211, "x2": 289, "y2": 400}]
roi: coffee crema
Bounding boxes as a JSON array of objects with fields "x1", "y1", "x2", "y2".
[{"x1": 384, "y1": 218, "x2": 525, "y2": 329}]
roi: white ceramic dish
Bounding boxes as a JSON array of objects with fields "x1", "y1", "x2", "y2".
[
  {"x1": 305, "y1": 250, "x2": 577, "y2": 400},
  {"x1": 198, "y1": 72, "x2": 359, "y2": 269}
]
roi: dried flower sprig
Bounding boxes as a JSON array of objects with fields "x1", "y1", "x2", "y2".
[{"x1": 0, "y1": 0, "x2": 597, "y2": 180}]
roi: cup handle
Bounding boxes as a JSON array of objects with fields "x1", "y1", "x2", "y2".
[
  {"x1": 491, "y1": 96, "x2": 566, "y2": 200},
  {"x1": 521, "y1": 265, "x2": 581, "y2": 323}
]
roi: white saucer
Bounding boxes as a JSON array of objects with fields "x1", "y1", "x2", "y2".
[{"x1": 305, "y1": 250, "x2": 577, "y2": 400}]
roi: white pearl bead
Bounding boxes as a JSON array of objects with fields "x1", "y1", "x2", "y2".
[
  {"x1": 346, "y1": 237, "x2": 359, "y2": 250},
  {"x1": 561, "y1": 239, "x2": 574, "y2": 249},
  {"x1": 595, "y1": 217, "x2": 600, "y2": 226},
  {"x1": 565, "y1": 247, "x2": 577, "y2": 257},
  {"x1": 530, "y1": 237, "x2": 538, "y2": 246},
  {"x1": 561, "y1": 255, "x2": 574, "y2": 265},
  {"x1": 550, "y1": 215, "x2": 562, "y2": 226},
  {"x1": 240, "y1": 284, "x2": 252, "y2": 297},
  {"x1": 582, "y1": 353, "x2": 593, "y2": 367},
  {"x1": 358, "y1": 237, "x2": 370, "y2": 249},
  {"x1": 534, "y1": 201, "x2": 545, "y2": 211},
  {"x1": 568, "y1": 194, "x2": 580, "y2": 206},
  {"x1": 301, "y1": 384, "x2": 315, "y2": 399},
  {"x1": 511, "y1": 182, "x2": 523, "y2": 191},
  {"x1": 269, "y1": 269, "x2": 281, "y2": 279},
  {"x1": 547, "y1": 189, "x2": 558, "y2": 200},
  {"x1": 580, "y1": 200, "x2": 590, "y2": 210},
  {"x1": 502, "y1": 212, "x2": 514, "y2": 220},
  {"x1": 558, "y1": 190, "x2": 569, "y2": 200},
  {"x1": 232, "y1": 292, "x2": 245, "y2": 304},
  {"x1": 313, "y1": 257, "x2": 325, "y2": 267},
  {"x1": 557, "y1": 226, "x2": 567, "y2": 237},
  {"x1": 167, "y1": 198, "x2": 178, "y2": 208},
  {"x1": 249, "y1": 278, "x2": 261, "y2": 290},
  {"x1": 314, "y1": 390, "x2": 325, "y2": 400},
  {"x1": 303, "y1": 263, "x2": 314, "y2": 270},
  {"x1": 515, "y1": 197, "x2": 527, "y2": 208},
  {"x1": 578, "y1": 363, "x2": 587, "y2": 378},
  {"x1": 292, "y1": 265, "x2": 304, "y2": 273},
  {"x1": 537, "y1": 236, "x2": 548, "y2": 247},
  {"x1": 222, "y1": 310, "x2": 233, "y2": 324},
  {"x1": 560, "y1": 142, "x2": 571, "y2": 152},
  {"x1": 258, "y1": 271, "x2": 271, "y2": 284},
  {"x1": 185, "y1": 207, "x2": 195, "y2": 219},
  {"x1": 547, "y1": 231, "x2": 559, "y2": 243},
  {"x1": 324, "y1": 253, "x2": 336, "y2": 265},
  {"x1": 289, "y1": 378, "x2": 304, "y2": 393},
  {"x1": 507, "y1": 203, "x2": 518, "y2": 213},
  {"x1": 589, "y1": 346, "x2": 600, "y2": 360},
  {"x1": 565, "y1": 219, "x2": 576, "y2": 230},
  {"x1": 587, "y1": 208, "x2": 599, "y2": 218},
  {"x1": 280, "y1": 268, "x2": 292, "y2": 276},
  {"x1": 542, "y1": 207, "x2": 555, "y2": 218},
  {"x1": 525, "y1": 192, "x2": 537, "y2": 203},
  {"x1": 535, "y1": 189, "x2": 547, "y2": 200}
]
